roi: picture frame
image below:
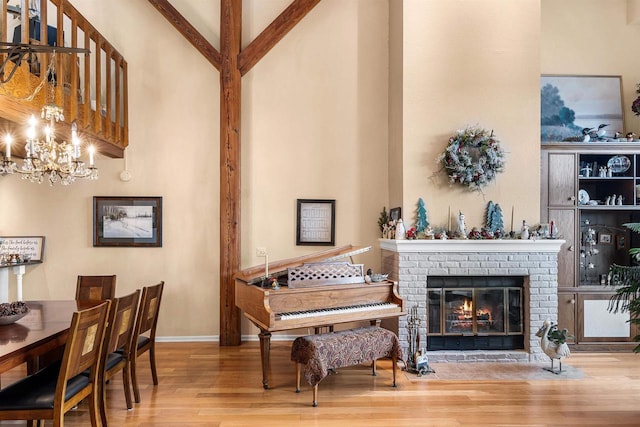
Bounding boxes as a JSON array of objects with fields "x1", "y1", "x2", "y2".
[
  {"x1": 599, "y1": 233, "x2": 612, "y2": 245},
  {"x1": 541, "y1": 75, "x2": 624, "y2": 143},
  {"x1": 296, "y1": 199, "x2": 335, "y2": 246},
  {"x1": 390, "y1": 207, "x2": 402, "y2": 221},
  {"x1": 93, "y1": 196, "x2": 162, "y2": 247},
  {"x1": 0, "y1": 236, "x2": 45, "y2": 262}
]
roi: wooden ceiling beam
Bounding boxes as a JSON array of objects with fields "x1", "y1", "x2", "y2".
[
  {"x1": 147, "y1": 0, "x2": 221, "y2": 70},
  {"x1": 148, "y1": 0, "x2": 322, "y2": 346},
  {"x1": 219, "y1": 0, "x2": 242, "y2": 346},
  {"x1": 238, "y1": 0, "x2": 321, "y2": 76}
]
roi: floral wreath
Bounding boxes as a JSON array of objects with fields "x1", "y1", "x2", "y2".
[{"x1": 439, "y1": 126, "x2": 505, "y2": 191}]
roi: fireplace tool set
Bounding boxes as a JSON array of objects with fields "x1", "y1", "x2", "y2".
[{"x1": 405, "y1": 306, "x2": 434, "y2": 376}]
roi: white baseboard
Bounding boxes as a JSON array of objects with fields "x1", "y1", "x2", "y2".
[{"x1": 156, "y1": 334, "x2": 299, "y2": 343}]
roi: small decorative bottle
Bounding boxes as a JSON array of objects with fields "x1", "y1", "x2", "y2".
[{"x1": 395, "y1": 219, "x2": 406, "y2": 240}]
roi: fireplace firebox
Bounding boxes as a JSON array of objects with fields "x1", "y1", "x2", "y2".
[{"x1": 427, "y1": 276, "x2": 524, "y2": 351}]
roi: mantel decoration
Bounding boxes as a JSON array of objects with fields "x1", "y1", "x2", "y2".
[{"x1": 439, "y1": 125, "x2": 505, "y2": 191}]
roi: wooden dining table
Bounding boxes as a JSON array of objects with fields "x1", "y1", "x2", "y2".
[{"x1": 0, "y1": 300, "x2": 90, "y2": 374}]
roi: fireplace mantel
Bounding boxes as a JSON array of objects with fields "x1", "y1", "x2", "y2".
[
  {"x1": 380, "y1": 237, "x2": 565, "y2": 363},
  {"x1": 379, "y1": 238, "x2": 565, "y2": 254}
]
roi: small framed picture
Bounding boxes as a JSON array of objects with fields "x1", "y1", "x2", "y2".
[
  {"x1": 0, "y1": 236, "x2": 45, "y2": 262},
  {"x1": 296, "y1": 199, "x2": 335, "y2": 246},
  {"x1": 390, "y1": 207, "x2": 402, "y2": 221},
  {"x1": 599, "y1": 233, "x2": 612, "y2": 244},
  {"x1": 616, "y1": 235, "x2": 626, "y2": 250},
  {"x1": 93, "y1": 196, "x2": 162, "y2": 247}
]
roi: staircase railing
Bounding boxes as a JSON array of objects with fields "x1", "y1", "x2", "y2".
[{"x1": 0, "y1": 0, "x2": 128, "y2": 157}]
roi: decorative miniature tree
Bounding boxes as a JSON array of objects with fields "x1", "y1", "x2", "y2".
[
  {"x1": 378, "y1": 207, "x2": 390, "y2": 236},
  {"x1": 485, "y1": 201, "x2": 497, "y2": 231},
  {"x1": 415, "y1": 198, "x2": 429, "y2": 233},
  {"x1": 485, "y1": 201, "x2": 505, "y2": 236},
  {"x1": 492, "y1": 204, "x2": 505, "y2": 235}
]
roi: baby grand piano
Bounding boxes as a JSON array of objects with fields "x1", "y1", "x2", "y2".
[{"x1": 234, "y1": 245, "x2": 405, "y2": 389}]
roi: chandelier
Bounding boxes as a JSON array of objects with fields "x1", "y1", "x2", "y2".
[{"x1": 0, "y1": 51, "x2": 97, "y2": 186}]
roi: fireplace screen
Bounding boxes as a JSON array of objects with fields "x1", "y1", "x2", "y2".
[{"x1": 427, "y1": 276, "x2": 524, "y2": 350}]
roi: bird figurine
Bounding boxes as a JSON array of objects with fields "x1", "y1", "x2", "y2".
[
  {"x1": 536, "y1": 319, "x2": 571, "y2": 374},
  {"x1": 563, "y1": 128, "x2": 591, "y2": 142},
  {"x1": 587, "y1": 123, "x2": 608, "y2": 141}
]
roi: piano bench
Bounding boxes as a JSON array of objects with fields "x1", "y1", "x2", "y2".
[{"x1": 290, "y1": 325, "x2": 402, "y2": 407}]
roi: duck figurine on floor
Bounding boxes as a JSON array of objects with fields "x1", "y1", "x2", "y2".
[{"x1": 536, "y1": 319, "x2": 571, "y2": 374}]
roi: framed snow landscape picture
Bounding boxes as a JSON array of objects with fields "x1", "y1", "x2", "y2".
[{"x1": 93, "y1": 196, "x2": 163, "y2": 247}]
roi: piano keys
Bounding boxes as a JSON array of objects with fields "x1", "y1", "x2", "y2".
[{"x1": 234, "y1": 245, "x2": 405, "y2": 389}]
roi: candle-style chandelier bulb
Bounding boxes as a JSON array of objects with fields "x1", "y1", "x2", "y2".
[{"x1": 0, "y1": 53, "x2": 98, "y2": 185}]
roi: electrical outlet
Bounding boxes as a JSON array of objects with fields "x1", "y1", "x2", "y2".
[{"x1": 256, "y1": 247, "x2": 267, "y2": 257}]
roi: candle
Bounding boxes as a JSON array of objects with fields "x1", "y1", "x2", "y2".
[
  {"x1": 72, "y1": 125, "x2": 80, "y2": 159},
  {"x1": 510, "y1": 206, "x2": 514, "y2": 233},
  {"x1": 89, "y1": 145, "x2": 95, "y2": 166},
  {"x1": 4, "y1": 134, "x2": 11, "y2": 159},
  {"x1": 448, "y1": 206, "x2": 451, "y2": 231},
  {"x1": 265, "y1": 254, "x2": 269, "y2": 278}
]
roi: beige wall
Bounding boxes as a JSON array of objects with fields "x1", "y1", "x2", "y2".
[
  {"x1": 398, "y1": 0, "x2": 541, "y2": 233},
  {"x1": 542, "y1": 0, "x2": 640, "y2": 135},
  {"x1": 2, "y1": 1, "x2": 627, "y2": 340},
  {"x1": 0, "y1": 0, "x2": 220, "y2": 338},
  {"x1": 0, "y1": 0, "x2": 390, "y2": 339}
]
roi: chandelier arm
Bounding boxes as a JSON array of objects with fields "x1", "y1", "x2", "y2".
[{"x1": 0, "y1": 51, "x2": 28, "y2": 84}]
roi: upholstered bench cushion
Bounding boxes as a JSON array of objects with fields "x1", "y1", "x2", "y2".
[{"x1": 291, "y1": 326, "x2": 402, "y2": 386}]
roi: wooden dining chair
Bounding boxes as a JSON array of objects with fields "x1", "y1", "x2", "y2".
[
  {"x1": 0, "y1": 300, "x2": 110, "y2": 427},
  {"x1": 130, "y1": 281, "x2": 164, "y2": 403},
  {"x1": 75, "y1": 275, "x2": 117, "y2": 302},
  {"x1": 97, "y1": 289, "x2": 140, "y2": 426}
]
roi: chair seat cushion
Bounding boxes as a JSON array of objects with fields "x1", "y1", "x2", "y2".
[
  {"x1": 105, "y1": 351, "x2": 126, "y2": 370},
  {"x1": 136, "y1": 335, "x2": 151, "y2": 349},
  {"x1": 115, "y1": 335, "x2": 150, "y2": 355},
  {"x1": 0, "y1": 363, "x2": 90, "y2": 410}
]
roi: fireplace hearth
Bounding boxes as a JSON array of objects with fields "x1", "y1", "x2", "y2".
[
  {"x1": 426, "y1": 276, "x2": 524, "y2": 351},
  {"x1": 380, "y1": 239, "x2": 565, "y2": 363}
]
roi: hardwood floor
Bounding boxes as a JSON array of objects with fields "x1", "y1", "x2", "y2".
[{"x1": 2, "y1": 341, "x2": 640, "y2": 426}]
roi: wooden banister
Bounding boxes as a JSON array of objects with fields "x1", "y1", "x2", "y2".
[{"x1": 0, "y1": 0, "x2": 128, "y2": 158}]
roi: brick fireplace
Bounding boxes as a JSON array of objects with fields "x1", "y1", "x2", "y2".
[{"x1": 380, "y1": 239, "x2": 564, "y2": 363}]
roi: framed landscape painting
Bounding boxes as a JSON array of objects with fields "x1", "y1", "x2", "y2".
[
  {"x1": 541, "y1": 75, "x2": 625, "y2": 142},
  {"x1": 93, "y1": 196, "x2": 162, "y2": 247}
]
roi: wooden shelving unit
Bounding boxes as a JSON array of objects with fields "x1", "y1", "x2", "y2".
[{"x1": 541, "y1": 142, "x2": 640, "y2": 350}]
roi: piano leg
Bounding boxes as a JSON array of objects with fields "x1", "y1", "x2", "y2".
[{"x1": 258, "y1": 329, "x2": 272, "y2": 389}]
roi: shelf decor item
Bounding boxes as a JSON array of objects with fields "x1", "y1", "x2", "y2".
[
  {"x1": 607, "y1": 155, "x2": 631, "y2": 174},
  {"x1": 439, "y1": 126, "x2": 505, "y2": 191}
]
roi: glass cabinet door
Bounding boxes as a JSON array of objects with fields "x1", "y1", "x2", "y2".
[
  {"x1": 476, "y1": 288, "x2": 505, "y2": 333},
  {"x1": 428, "y1": 289, "x2": 442, "y2": 334}
]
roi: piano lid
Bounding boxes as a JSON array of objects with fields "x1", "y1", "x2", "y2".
[{"x1": 233, "y1": 245, "x2": 371, "y2": 285}]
